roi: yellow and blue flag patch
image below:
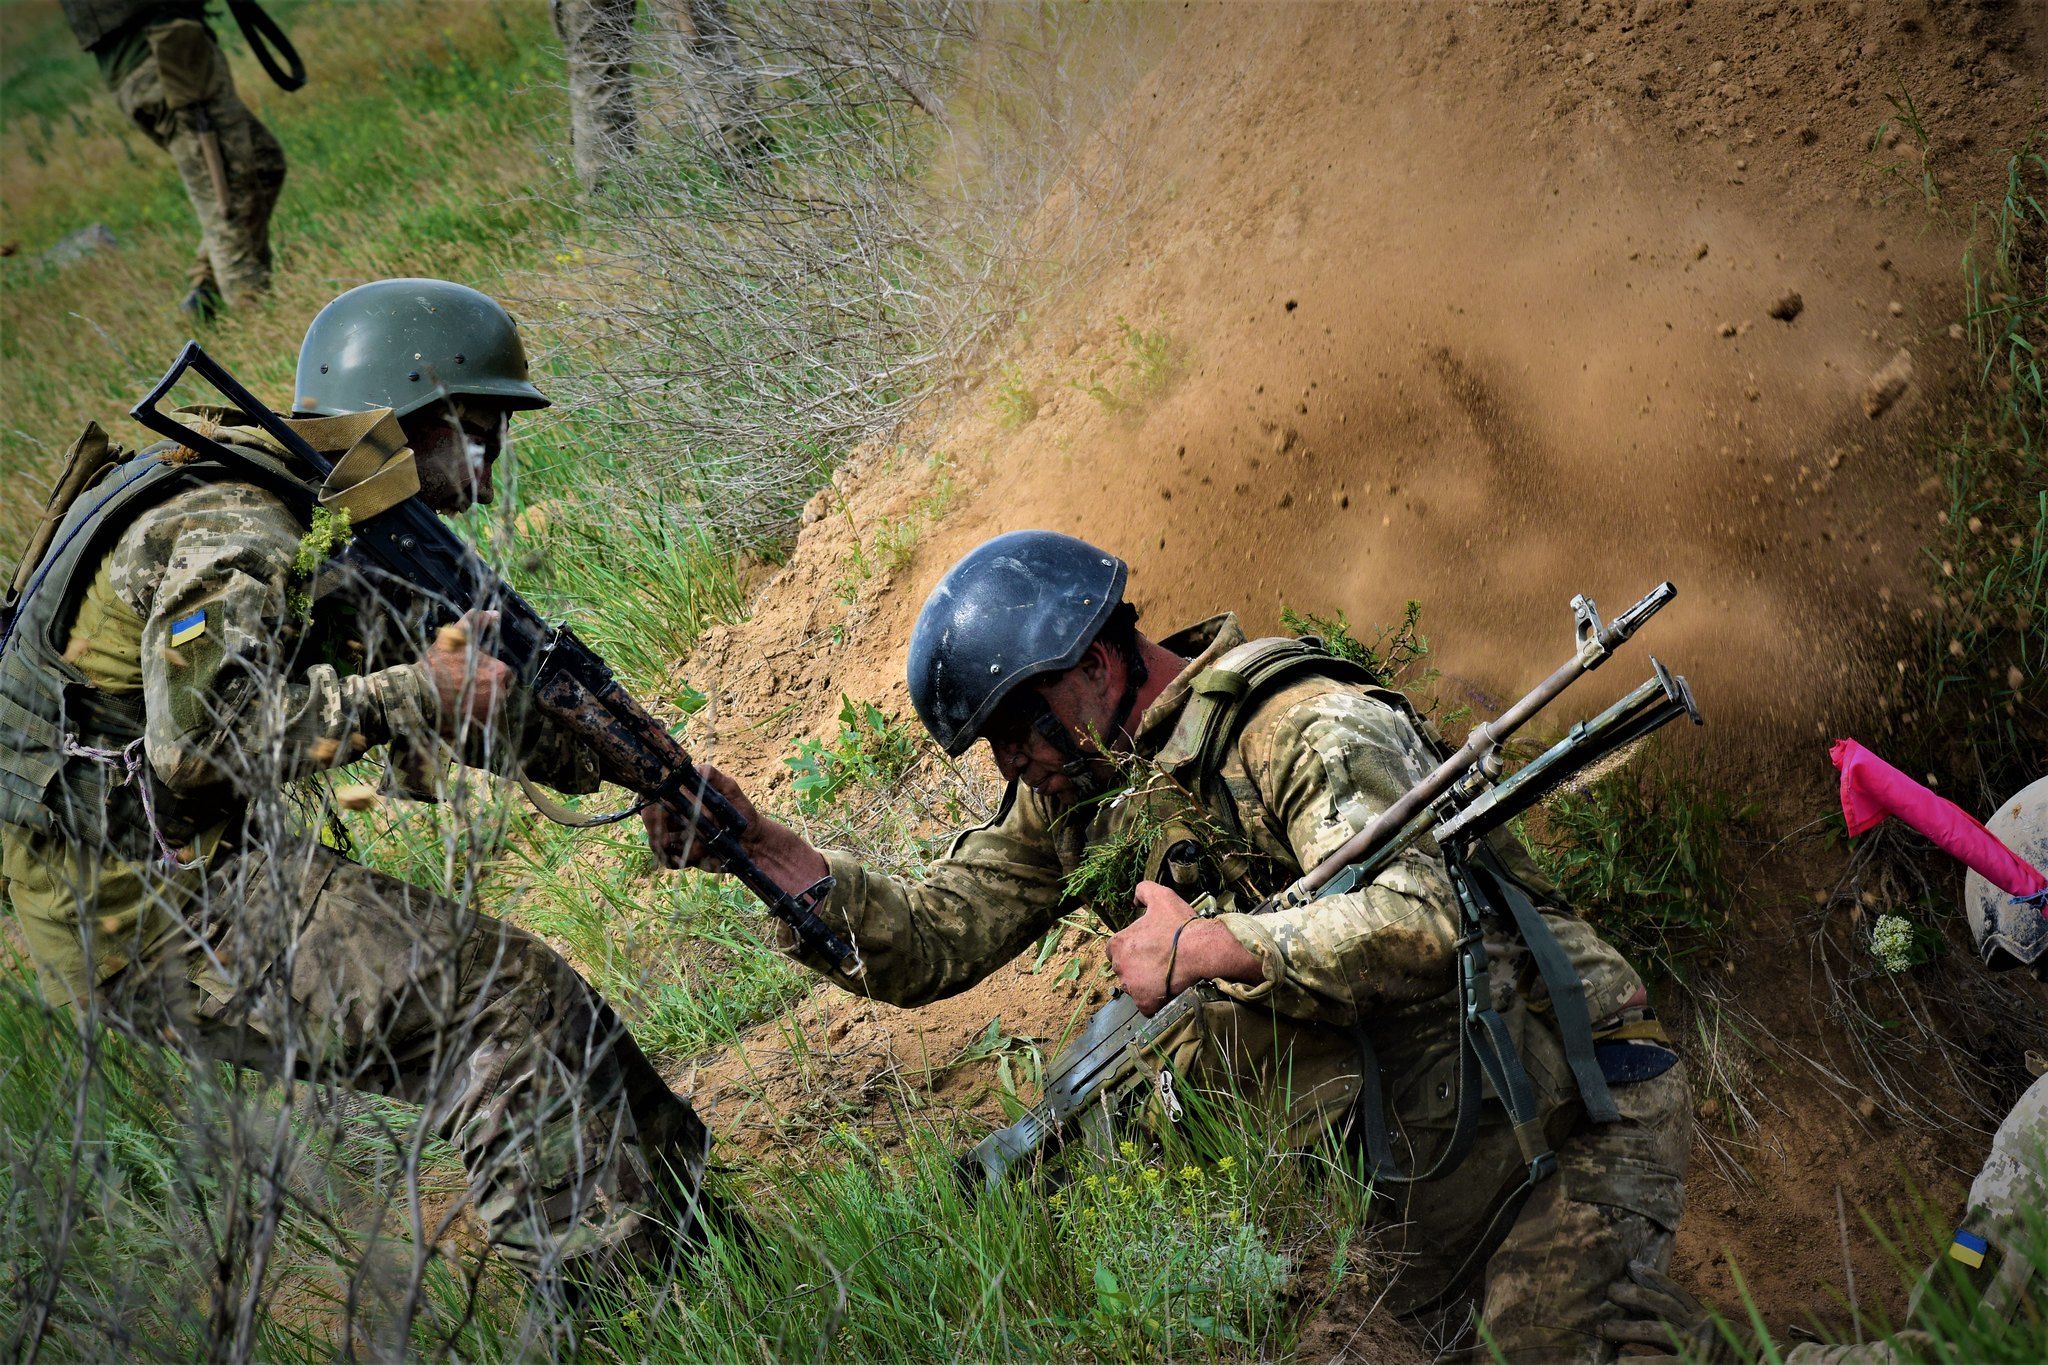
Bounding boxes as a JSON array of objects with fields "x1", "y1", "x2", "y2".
[
  {"x1": 1949, "y1": 1228, "x2": 1989, "y2": 1270},
  {"x1": 169, "y1": 610, "x2": 207, "y2": 646}
]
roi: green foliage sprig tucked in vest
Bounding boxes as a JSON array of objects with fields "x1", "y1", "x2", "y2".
[
  {"x1": 286, "y1": 505, "x2": 352, "y2": 619},
  {"x1": 1059, "y1": 754, "x2": 1269, "y2": 921},
  {"x1": 1280, "y1": 600, "x2": 1434, "y2": 692}
]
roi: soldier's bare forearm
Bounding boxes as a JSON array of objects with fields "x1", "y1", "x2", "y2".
[
  {"x1": 643, "y1": 792, "x2": 828, "y2": 896},
  {"x1": 733, "y1": 815, "x2": 830, "y2": 898}
]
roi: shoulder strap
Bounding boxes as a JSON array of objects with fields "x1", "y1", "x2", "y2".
[{"x1": 1157, "y1": 636, "x2": 1383, "y2": 788}]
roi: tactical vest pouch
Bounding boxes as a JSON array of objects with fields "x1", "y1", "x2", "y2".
[
  {"x1": 146, "y1": 19, "x2": 229, "y2": 112},
  {"x1": 0, "y1": 433, "x2": 312, "y2": 844}
]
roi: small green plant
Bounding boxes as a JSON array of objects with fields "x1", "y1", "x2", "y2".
[
  {"x1": 785, "y1": 695, "x2": 921, "y2": 811},
  {"x1": 1870, "y1": 911, "x2": 1940, "y2": 974},
  {"x1": 1048, "y1": 1140, "x2": 1292, "y2": 1353},
  {"x1": 1868, "y1": 89, "x2": 1941, "y2": 208},
  {"x1": 992, "y1": 365, "x2": 1039, "y2": 427},
  {"x1": 873, "y1": 515, "x2": 920, "y2": 572},
  {"x1": 1281, "y1": 599, "x2": 1436, "y2": 691},
  {"x1": 1069, "y1": 317, "x2": 1181, "y2": 413},
  {"x1": 1119, "y1": 316, "x2": 1179, "y2": 396},
  {"x1": 1526, "y1": 761, "x2": 1752, "y2": 975}
]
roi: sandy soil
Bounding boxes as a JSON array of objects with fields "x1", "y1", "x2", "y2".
[{"x1": 654, "y1": 0, "x2": 2045, "y2": 1349}]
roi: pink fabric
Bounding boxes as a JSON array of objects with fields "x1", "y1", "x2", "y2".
[{"x1": 1831, "y1": 738, "x2": 2048, "y2": 899}]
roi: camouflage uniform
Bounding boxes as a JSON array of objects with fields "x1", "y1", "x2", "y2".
[
  {"x1": 62, "y1": 2, "x2": 287, "y2": 305},
  {"x1": 2, "y1": 418, "x2": 707, "y2": 1273},
  {"x1": 788, "y1": 615, "x2": 1691, "y2": 1359}
]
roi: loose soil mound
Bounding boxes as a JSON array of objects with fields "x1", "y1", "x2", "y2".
[{"x1": 665, "y1": 0, "x2": 2043, "y2": 1343}]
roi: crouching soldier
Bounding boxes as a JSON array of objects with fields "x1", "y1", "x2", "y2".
[
  {"x1": 0, "y1": 279, "x2": 720, "y2": 1300},
  {"x1": 647, "y1": 530, "x2": 1694, "y2": 1360}
]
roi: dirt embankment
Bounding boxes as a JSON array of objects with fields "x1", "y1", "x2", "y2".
[{"x1": 661, "y1": 0, "x2": 2044, "y2": 1340}]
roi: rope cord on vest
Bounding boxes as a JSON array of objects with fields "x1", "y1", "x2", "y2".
[{"x1": 59, "y1": 734, "x2": 183, "y2": 867}]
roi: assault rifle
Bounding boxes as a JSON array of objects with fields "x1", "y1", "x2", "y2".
[
  {"x1": 131, "y1": 343, "x2": 864, "y2": 978},
  {"x1": 960, "y1": 584, "x2": 1698, "y2": 1189}
]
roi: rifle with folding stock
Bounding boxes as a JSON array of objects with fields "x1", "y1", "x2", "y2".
[
  {"x1": 131, "y1": 342, "x2": 864, "y2": 978},
  {"x1": 960, "y1": 584, "x2": 1698, "y2": 1188}
]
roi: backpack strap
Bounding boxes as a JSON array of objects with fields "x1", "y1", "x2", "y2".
[{"x1": 1155, "y1": 636, "x2": 1382, "y2": 822}]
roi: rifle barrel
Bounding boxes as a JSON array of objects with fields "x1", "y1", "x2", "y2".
[{"x1": 1291, "y1": 582, "x2": 1675, "y2": 900}]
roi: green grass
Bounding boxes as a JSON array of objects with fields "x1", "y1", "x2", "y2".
[
  {"x1": 0, "y1": 957, "x2": 508, "y2": 1358},
  {"x1": 1876, "y1": 140, "x2": 2048, "y2": 808},
  {"x1": 1660, "y1": 1195, "x2": 2048, "y2": 1364},
  {"x1": 576, "y1": 1090, "x2": 1375, "y2": 1364},
  {"x1": 1525, "y1": 759, "x2": 1751, "y2": 977}
]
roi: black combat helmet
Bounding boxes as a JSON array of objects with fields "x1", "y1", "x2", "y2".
[
  {"x1": 292, "y1": 278, "x2": 551, "y2": 419},
  {"x1": 907, "y1": 531, "x2": 1129, "y2": 756}
]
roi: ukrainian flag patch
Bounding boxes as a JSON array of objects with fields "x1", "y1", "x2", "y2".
[
  {"x1": 169, "y1": 610, "x2": 207, "y2": 646},
  {"x1": 1949, "y1": 1228, "x2": 1989, "y2": 1270}
]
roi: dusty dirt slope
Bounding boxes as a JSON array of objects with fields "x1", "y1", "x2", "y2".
[{"x1": 655, "y1": 0, "x2": 2044, "y2": 1349}]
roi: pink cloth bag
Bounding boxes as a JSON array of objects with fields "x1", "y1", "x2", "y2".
[{"x1": 1830, "y1": 738, "x2": 2048, "y2": 906}]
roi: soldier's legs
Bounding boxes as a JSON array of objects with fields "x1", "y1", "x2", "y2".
[
  {"x1": 115, "y1": 844, "x2": 713, "y2": 1276},
  {"x1": 1156, "y1": 995, "x2": 1363, "y2": 1148},
  {"x1": 1476, "y1": 1063, "x2": 1691, "y2": 1362},
  {"x1": 110, "y1": 21, "x2": 284, "y2": 306},
  {"x1": 552, "y1": 0, "x2": 641, "y2": 189},
  {"x1": 1163, "y1": 998, "x2": 1692, "y2": 1358}
]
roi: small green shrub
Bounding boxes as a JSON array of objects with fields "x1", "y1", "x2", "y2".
[
  {"x1": 992, "y1": 366, "x2": 1039, "y2": 427},
  {"x1": 1048, "y1": 1141, "x2": 1292, "y2": 1354},
  {"x1": 1069, "y1": 317, "x2": 1181, "y2": 413},
  {"x1": 1281, "y1": 599, "x2": 1435, "y2": 691},
  {"x1": 786, "y1": 696, "x2": 922, "y2": 811},
  {"x1": 1527, "y1": 762, "x2": 1751, "y2": 974}
]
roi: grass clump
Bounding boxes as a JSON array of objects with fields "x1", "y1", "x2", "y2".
[
  {"x1": 1071, "y1": 317, "x2": 1182, "y2": 414},
  {"x1": 1880, "y1": 139, "x2": 2048, "y2": 809},
  {"x1": 993, "y1": 365, "x2": 1040, "y2": 427},
  {"x1": 573, "y1": 1088, "x2": 1377, "y2": 1363},
  {"x1": 1527, "y1": 761, "x2": 1751, "y2": 975},
  {"x1": 786, "y1": 696, "x2": 923, "y2": 813}
]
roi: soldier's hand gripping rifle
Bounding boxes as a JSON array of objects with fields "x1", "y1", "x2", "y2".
[
  {"x1": 960, "y1": 583, "x2": 1698, "y2": 1189},
  {"x1": 132, "y1": 343, "x2": 864, "y2": 978}
]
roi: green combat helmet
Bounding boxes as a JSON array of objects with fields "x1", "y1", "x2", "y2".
[{"x1": 293, "y1": 278, "x2": 551, "y2": 418}]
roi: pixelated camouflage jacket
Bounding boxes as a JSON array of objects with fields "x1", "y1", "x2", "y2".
[
  {"x1": 795, "y1": 614, "x2": 1650, "y2": 1091},
  {"x1": 2, "y1": 418, "x2": 598, "y2": 1005}
]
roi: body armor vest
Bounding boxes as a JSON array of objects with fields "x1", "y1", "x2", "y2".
[{"x1": 0, "y1": 434, "x2": 314, "y2": 854}]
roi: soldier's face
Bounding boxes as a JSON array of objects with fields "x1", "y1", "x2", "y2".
[
  {"x1": 983, "y1": 643, "x2": 1124, "y2": 795},
  {"x1": 404, "y1": 397, "x2": 512, "y2": 513}
]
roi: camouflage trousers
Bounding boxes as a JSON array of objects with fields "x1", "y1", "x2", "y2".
[
  {"x1": 1166, "y1": 996, "x2": 1691, "y2": 1362},
  {"x1": 94, "y1": 840, "x2": 711, "y2": 1276},
  {"x1": 111, "y1": 20, "x2": 285, "y2": 304}
]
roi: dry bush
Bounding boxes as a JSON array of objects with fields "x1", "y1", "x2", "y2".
[{"x1": 534, "y1": 0, "x2": 1164, "y2": 553}]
